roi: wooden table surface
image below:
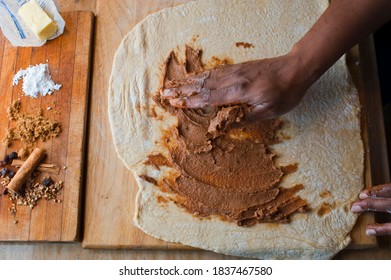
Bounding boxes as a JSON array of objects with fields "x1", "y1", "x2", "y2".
[{"x1": 1, "y1": 0, "x2": 390, "y2": 260}]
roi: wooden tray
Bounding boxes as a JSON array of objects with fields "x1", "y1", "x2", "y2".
[
  {"x1": 347, "y1": 36, "x2": 390, "y2": 248},
  {"x1": 0, "y1": 11, "x2": 94, "y2": 242},
  {"x1": 82, "y1": 1, "x2": 388, "y2": 250}
]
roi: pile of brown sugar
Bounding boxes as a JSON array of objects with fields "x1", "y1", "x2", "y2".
[{"x1": 2, "y1": 101, "x2": 61, "y2": 157}]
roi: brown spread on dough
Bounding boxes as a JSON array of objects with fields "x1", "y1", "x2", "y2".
[
  {"x1": 317, "y1": 202, "x2": 333, "y2": 217},
  {"x1": 149, "y1": 46, "x2": 308, "y2": 226},
  {"x1": 235, "y1": 42, "x2": 255, "y2": 48}
]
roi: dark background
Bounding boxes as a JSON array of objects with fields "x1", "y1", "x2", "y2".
[
  {"x1": 374, "y1": 21, "x2": 391, "y2": 248},
  {"x1": 375, "y1": 21, "x2": 391, "y2": 106},
  {"x1": 375, "y1": 20, "x2": 391, "y2": 178}
]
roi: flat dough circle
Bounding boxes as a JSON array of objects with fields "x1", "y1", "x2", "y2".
[{"x1": 108, "y1": 0, "x2": 363, "y2": 259}]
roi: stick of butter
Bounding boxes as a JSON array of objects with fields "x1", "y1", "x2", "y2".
[{"x1": 18, "y1": 0, "x2": 58, "y2": 41}]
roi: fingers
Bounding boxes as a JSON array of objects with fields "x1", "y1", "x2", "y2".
[
  {"x1": 351, "y1": 197, "x2": 391, "y2": 213},
  {"x1": 161, "y1": 80, "x2": 204, "y2": 99},
  {"x1": 161, "y1": 64, "x2": 242, "y2": 101},
  {"x1": 161, "y1": 71, "x2": 210, "y2": 99},
  {"x1": 352, "y1": 186, "x2": 391, "y2": 236},
  {"x1": 366, "y1": 223, "x2": 391, "y2": 236},
  {"x1": 359, "y1": 184, "x2": 391, "y2": 199},
  {"x1": 203, "y1": 66, "x2": 243, "y2": 89},
  {"x1": 169, "y1": 84, "x2": 242, "y2": 108}
]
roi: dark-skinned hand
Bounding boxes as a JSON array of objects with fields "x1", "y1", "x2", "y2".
[
  {"x1": 161, "y1": 54, "x2": 310, "y2": 122},
  {"x1": 351, "y1": 184, "x2": 391, "y2": 236}
]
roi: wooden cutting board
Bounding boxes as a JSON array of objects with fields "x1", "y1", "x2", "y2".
[
  {"x1": 82, "y1": 1, "x2": 388, "y2": 251},
  {"x1": 0, "y1": 11, "x2": 94, "y2": 242}
]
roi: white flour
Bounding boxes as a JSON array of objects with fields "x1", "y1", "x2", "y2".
[{"x1": 12, "y1": 63, "x2": 62, "y2": 98}]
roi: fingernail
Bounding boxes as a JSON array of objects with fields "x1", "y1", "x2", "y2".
[
  {"x1": 359, "y1": 192, "x2": 369, "y2": 199},
  {"x1": 351, "y1": 205, "x2": 363, "y2": 213},
  {"x1": 170, "y1": 98, "x2": 186, "y2": 107},
  {"x1": 161, "y1": 89, "x2": 172, "y2": 97},
  {"x1": 366, "y1": 229, "x2": 377, "y2": 236}
]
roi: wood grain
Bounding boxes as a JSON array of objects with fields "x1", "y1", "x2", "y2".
[
  {"x1": 83, "y1": 0, "x2": 192, "y2": 250},
  {"x1": 58, "y1": 0, "x2": 97, "y2": 13},
  {"x1": 0, "y1": 12, "x2": 94, "y2": 242},
  {"x1": 82, "y1": 0, "x2": 386, "y2": 250}
]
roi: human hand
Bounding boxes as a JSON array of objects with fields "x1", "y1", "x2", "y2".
[
  {"x1": 161, "y1": 53, "x2": 311, "y2": 121},
  {"x1": 351, "y1": 184, "x2": 391, "y2": 236}
]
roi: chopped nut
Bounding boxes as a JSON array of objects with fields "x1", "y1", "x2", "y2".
[
  {"x1": 3, "y1": 175, "x2": 64, "y2": 221},
  {"x1": 1, "y1": 150, "x2": 64, "y2": 222}
]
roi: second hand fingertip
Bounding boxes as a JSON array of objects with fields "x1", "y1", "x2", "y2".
[
  {"x1": 161, "y1": 88, "x2": 173, "y2": 98},
  {"x1": 366, "y1": 229, "x2": 377, "y2": 236},
  {"x1": 351, "y1": 205, "x2": 362, "y2": 213},
  {"x1": 359, "y1": 192, "x2": 369, "y2": 199}
]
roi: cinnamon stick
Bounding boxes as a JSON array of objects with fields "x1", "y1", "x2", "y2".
[
  {"x1": 11, "y1": 159, "x2": 60, "y2": 174},
  {"x1": 6, "y1": 148, "x2": 46, "y2": 194}
]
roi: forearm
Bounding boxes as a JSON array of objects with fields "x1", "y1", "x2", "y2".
[{"x1": 290, "y1": 0, "x2": 391, "y2": 86}]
